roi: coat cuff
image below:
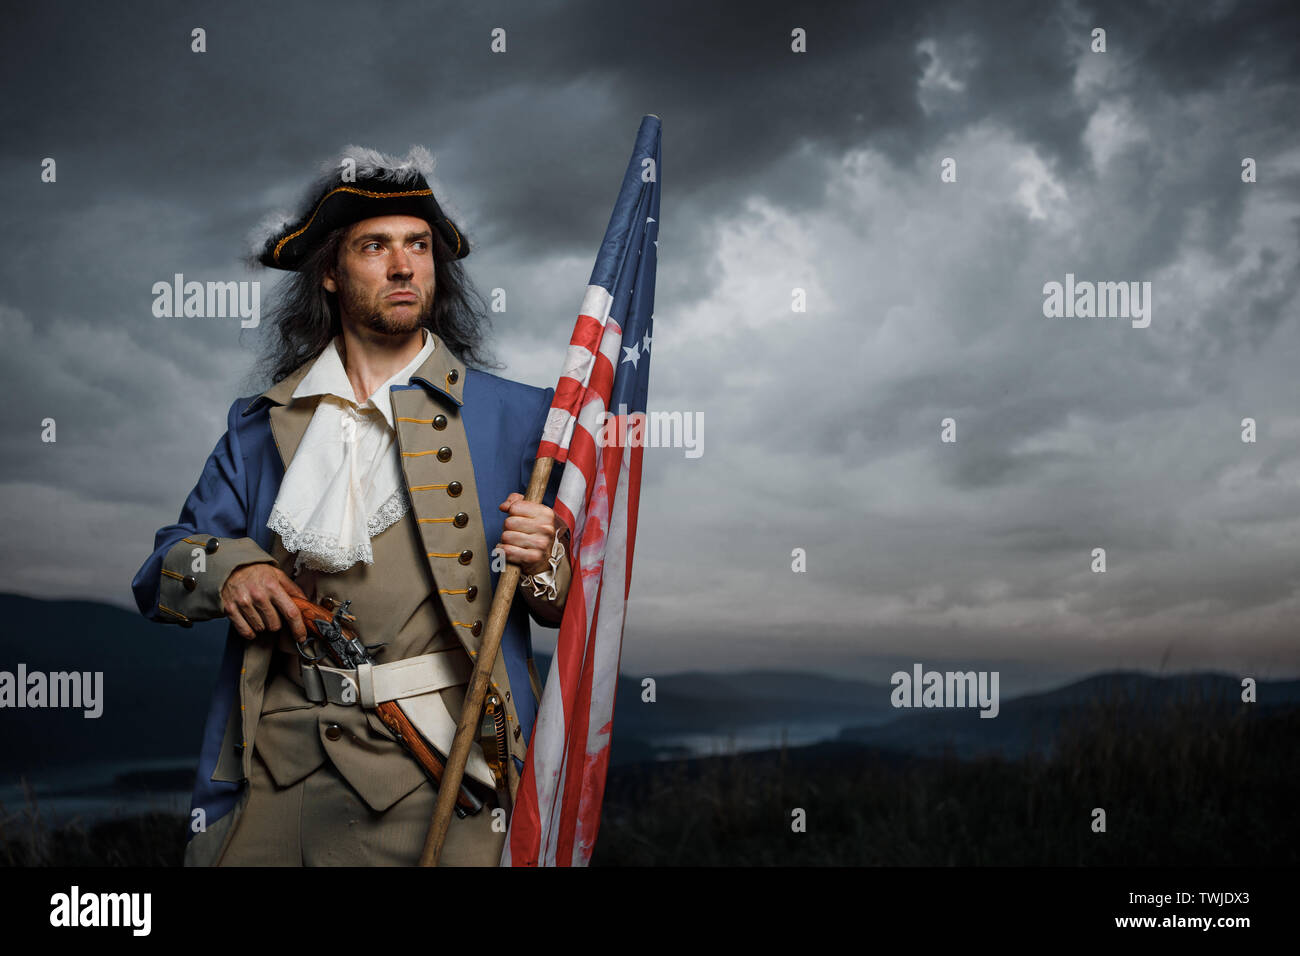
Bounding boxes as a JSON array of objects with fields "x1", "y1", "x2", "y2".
[
  {"x1": 156, "y1": 535, "x2": 278, "y2": 627},
  {"x1": 520, "y1": 533, "x2": 570, "y2": 605}
]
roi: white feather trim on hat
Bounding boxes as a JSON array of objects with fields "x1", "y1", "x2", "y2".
[
  {"x1": 323, "y1": 144, "x2": 436, "y2": 183},
  {"x1": 245, "y1": 208, "x2": 296, "y2": 261}
]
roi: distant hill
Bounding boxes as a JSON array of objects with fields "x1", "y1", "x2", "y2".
[
  {"x1": 835, "y1": 671, "x2": 1300, "y2": 760},
  {"x1": 0, "y1": 595, "x2": 229, "y2": 772},
  {"x1": 0, "y1": 594, "x2": 900, "y2": 773},
  {"x1": 604, "y1": 668, "x2": 896, "y2": 734}
]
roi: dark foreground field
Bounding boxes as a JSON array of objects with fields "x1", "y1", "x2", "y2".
[
  {"x1": 595, "y1": 694, "x2": 1299, "y2": 866},
  {"x1": 3, "y1": 690, "x2": 1296, "y2": 866}
]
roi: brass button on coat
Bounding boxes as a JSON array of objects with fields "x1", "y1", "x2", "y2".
[
  {"x1": 471, "y1": 620, "x2": 483, "y2": 637},
  {"x1": 447, "y1": 480, "x2": 463, "y2": 497},
  {"x1": 466, "y1": 585, "x2": 478, "y2": 601},
  {"x1": 437, "y1": 446, "x2": 452, "y2": 462},
  {"x1": 458, "y1": 550, "x2": 473, "y2": 565},
  {"x1": 205, "y1": 537, "x2": 220, "y2": 554},
  {"x1": 446, "y1": 369, "x2": 459, "y2": 385},
  {"x1": 183, "y1": 575, "x2": 197, "y2": 592},
  {"x1": 453, "y1": 512, "x2": 469, "y2": 528},
  {"x1": 324, "y1": 723, "x2": 342, "y2": 741},
  {"x1": 432, "y1": 414, "x2": 447, "y2": 430}
]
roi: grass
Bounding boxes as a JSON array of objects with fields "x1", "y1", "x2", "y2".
[
  {"x1": 0, "y1": 776, "x2": 187, "y2": 866},
  {"x1": 590, "y1": 685, "x2": 1299, "y2": 865}
]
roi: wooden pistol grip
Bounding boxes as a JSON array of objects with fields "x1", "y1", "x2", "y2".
[{"x1": 289, "y1": 596, "x2": 339, "y2": 648}]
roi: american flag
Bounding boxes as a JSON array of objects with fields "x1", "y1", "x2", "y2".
[{"x1": 502, "y1": 115, "x2": 661, "y2": 866}]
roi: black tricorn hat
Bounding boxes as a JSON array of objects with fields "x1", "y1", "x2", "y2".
[{"x1": 252, "y1": 145, "x2": 469, "y2": 271}]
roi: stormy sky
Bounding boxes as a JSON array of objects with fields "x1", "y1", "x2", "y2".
[{"x1": 2, "y1": 0, "x2": 1297, "y2": 694}]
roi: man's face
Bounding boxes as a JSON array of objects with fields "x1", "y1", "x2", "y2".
[{"x1": 324, "y1": 214, "x2": 436, "y2": 335}]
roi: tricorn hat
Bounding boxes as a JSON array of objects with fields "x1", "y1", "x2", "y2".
[{"x1": 252, "y1": 145, "x2": 469, "y2": 271}]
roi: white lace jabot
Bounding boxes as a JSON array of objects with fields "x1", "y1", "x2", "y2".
[{"x1": 267, "y1": 330, "x2": 436, "y2": 573}]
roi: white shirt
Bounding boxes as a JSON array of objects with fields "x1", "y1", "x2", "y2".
[{"x1": 266, "y1": 330, "x2": 436, "y2": 573}]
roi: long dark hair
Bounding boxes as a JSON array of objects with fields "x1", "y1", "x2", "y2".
[{"x1": 254, "y1": 224, "x2": 499, "y2": 385}]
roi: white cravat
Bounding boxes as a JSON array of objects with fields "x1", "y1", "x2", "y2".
[{"x1": 267, "y1": 330, "x2": 436, "y2": 573}]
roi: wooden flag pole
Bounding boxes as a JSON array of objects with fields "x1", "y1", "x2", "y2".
[{"x1": 418, "y1": 454, "x2": 556, "y2": 866}]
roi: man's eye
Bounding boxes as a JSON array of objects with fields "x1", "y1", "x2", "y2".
[
  {"x1": 412, "y1": 241, "x2": 429, "y2": 251},
  {"x1": 363, "y1": 242, "x2": 381, "y2": 251}
]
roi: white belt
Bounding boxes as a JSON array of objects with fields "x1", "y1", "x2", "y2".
[
  {"x1": 289, "y1": 648, "x2": 497, "y2": 792},
  {"x1": 296, "y1": 649, "x2": 471, "y2": 708}
]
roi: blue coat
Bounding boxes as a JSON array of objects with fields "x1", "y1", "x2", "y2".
[{"x1": 131, "y1": 339, "x2": 562, "y2": 861}]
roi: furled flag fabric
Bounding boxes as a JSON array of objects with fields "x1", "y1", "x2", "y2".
[{"x1": 502, "y1": 115, "x2": 661, "y2": 866}]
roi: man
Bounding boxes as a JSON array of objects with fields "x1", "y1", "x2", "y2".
[{"x1": 132, "y1": 146, "x2": 570, "y2": 866}]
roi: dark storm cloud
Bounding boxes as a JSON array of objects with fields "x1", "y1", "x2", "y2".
[{"x1": 1, "y1": 0, "x2": 1297, "y2": 689}]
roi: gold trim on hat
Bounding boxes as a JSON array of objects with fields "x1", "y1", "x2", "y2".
[
  {"x1": 443, "y1": 219, "x2": 463, "y2": 256},
  {"x1": 272, "y1": 185, "x2": 438, "y2": 264}
]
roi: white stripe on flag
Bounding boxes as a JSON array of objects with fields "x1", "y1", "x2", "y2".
[
  {"x1": 539, "y1": 285, "x2": 613, "y2": 449},
  {"x1": 541, "y1": 406, "x2": 576, "y2": 452},
  {"x1": 570, "y1": 436, "x2": 633, "y2": 863},
  {"x1": 543, "y1": 452, "x2": 613, "y2": 863},
  {"x1": 579, "y1": 284, "x2": 615, "y2": 333}
]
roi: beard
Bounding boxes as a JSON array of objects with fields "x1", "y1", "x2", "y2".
[{"x1": 338, "y1": 282, "x2": 435, "y2": 335}]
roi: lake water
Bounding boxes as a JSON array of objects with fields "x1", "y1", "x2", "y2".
[
  {"x1": 646, "y1": 721, "x2": 848, "y2": 758},
  {"x1": 0, "y1": 719, "x2": 866, "y2": 827}
]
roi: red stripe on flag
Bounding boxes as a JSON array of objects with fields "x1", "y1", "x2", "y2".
[
  {"x1": 510, "y1": 543, "x2": 592, "y2": 865},
  {"x1": 587, "y1": 349, "x2": 616, "y2": 410},
  {"x1": 551, "y1": 376, "x2": 586, "y2": 416},
  {"x1": 553, "y1": 428, "x2": 630, "y2": 860},
  {"x1": 511, "y1": 546, "x2": 592, "y2": 865},
  {"x1": 569, "y1": 312, "x2": 604, "y2": 355},
  {"x1": 563, "y1": 424, "x2": 599, "y2": 504},
  {"x1": 547, "y1": 314, "x2": 604, "y2": 420},
  {"x1": 540, "y1": 554, "x2": 595, "y2": 863},
  {"x1": 554, "y1": 546, "x2": 604, "y2": 862}
]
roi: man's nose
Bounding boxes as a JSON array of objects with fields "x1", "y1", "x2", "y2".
[{"x1": 389, "y1": 248, "x2": 414, "y2": 278}]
